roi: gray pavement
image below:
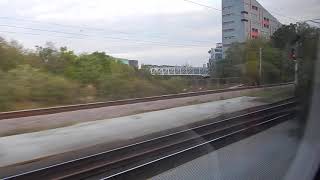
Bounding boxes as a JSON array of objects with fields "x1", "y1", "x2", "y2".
[
  {"x1": 0, "y1": 97, "x2": 264, "y2": 168},
  {"x1": 0, "y1": 85, "x2": 292, "y2": 137},
  {"x1": 152, "y1": 120, "x2": 300, "y2": 180}
]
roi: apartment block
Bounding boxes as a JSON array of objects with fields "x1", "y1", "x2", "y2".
[{"x1": 222, "y1": 0, "x2": 282, "y2": 54}]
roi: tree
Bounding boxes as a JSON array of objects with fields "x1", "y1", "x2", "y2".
[
  {"x1": 65, "y1": 52, "x2": 113, "y2": 84},
  {"x1": 245, "y1": 50, "x2": 259, "y2": 85},
  {"x1": 212, "y1": 43, "x2": 244, "y2": 80},
  {"x1": 215, "y1": 39, "x2": 292, "y2": 85},
  {"x1": 0, "y1": 37, "x2": 24, "y2": 71},
  {"x1": 0, "y1": 36, "x2": 193, "y2": 111},
  {"x1": 271, "y1": 24, "x2": 298, "y2": 49},
  {"x1": 0, "y1": 65, "x2": 83, "y2": 111},
  {"x1": 272, "y1": 23, "x2": 320, "y2": 125}
]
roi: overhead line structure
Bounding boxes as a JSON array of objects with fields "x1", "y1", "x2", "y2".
[
  {"x1": 0, "y1": 31, "x2": 210, "y2": 49},
  {"x1": 0, "y1": 16, "x2": 216, "y2": 45},
  {"x1": 0, "y1": 30, "x2": 87, "y2": 40}
]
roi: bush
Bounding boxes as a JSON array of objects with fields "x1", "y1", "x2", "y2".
[
  {"x1": 97, "y1": 75, "x2": 165, "y2": 100},
  {"x1": 0, "y1": 37, "x2": 198, "y2": 111},
  {"x1": 0, "y1": 65, "x2": 82, "y2": 111},
  {"x1": 156, "y1": 77, "x2": 188, "y2": 94}
]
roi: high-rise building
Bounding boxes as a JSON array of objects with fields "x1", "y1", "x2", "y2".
[
  {"x1": 209, "y1": 43, "x2": 223, "y2": 61},
  {"x1": 222, "y1": 0, "x2": 282, "y2": 54},
  {"x1": 207, "y1": 43, "x2": 223, "y2": 72}
]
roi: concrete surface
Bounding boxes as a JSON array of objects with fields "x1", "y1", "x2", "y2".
[
  {"x1": 0, "y1": 97, "x2": 264, "y2": 168},
  {"x1": 0, "y1": 85, "x2": 292, "y2": 137},
  {"x1": 152, "y1": 120, "x2": 301, "y2": 180}
]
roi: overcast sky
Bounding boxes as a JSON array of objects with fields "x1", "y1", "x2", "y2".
[{"x1": 0, "y1": 0, "x2": 319, "y2": 66}]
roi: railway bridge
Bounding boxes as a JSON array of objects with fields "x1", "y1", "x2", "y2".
[{"x1": 146, "y1": 65, "x2": 209, "y2": 76}]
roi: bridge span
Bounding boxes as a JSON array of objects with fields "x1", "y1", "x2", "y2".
[{"x1": 147, "y1": 66, "x2": 209, "y2": 76}]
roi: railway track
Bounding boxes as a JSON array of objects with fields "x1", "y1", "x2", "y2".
[
  {"x1": 3, "y1": 98, "x2": 298, "y2": 180},
  {"x1": 0, "y1": 82, "x2": 293, "y2": 120}
]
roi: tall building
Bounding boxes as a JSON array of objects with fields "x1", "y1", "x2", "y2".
[
  {"x1": 222, "y1": 0, "x2": 282, "y2": 53},
  {"x1": 207, "y1": 43, "x2": 223, "y2": 72},
  {"x1": 209, "y1": 43, "x2": 223, "y2": 61}
]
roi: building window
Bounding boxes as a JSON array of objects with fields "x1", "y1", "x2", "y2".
[
  {"x1": 263, "y1": 17, "x2": 270, "y2": 28},
  {"x1": 252, "y1": 28, "x2": 258, "y2": 32},
  {"x1": 224, "y1": 36, "x2": 235, "y2": 39},
  {"x1": 223, "y1": 6, "x2": 233, "y2": 10},
  {"x1": 241, "y1": 19, "x2": 249, "y2": 22},
  {"x1": 223, "y1": 21, "x2": 235, "y2": 25},
  {"x1": 252, "y1": 5, "x2": 258, "y2": 10},
  {"x1": 241, "y1": 11, "x2": 248, "y2": 14},
  {"x1": 223, "y1": 28, "x2": 235, "y2": 32},
  {"x1": 222, "y1": 13, "x2": 233, "y2": 17},
  {"x1": 251, "y1": 28, "x2": 259, "y2": 39}
]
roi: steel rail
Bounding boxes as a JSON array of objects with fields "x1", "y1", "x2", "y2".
[
  {"x1": 62, "y1": 112, "x2": 295, "y2": 180},
  {"x1": 3, "y1": 99, "x2": 297, "y2": 180},
  {"x1": 103, "y1": 113, "x2": 293, "y2": 180},
  {"x1": 0, "y1": 82, "x2": 293, "y2": 120}
]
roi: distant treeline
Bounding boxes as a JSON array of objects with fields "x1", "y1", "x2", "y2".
[
  {"x1": 212, "y1": 23, "x2": 319, "y2": 88},
  {"x1": 0, "y1": 40, "x2": 190, "y2": 111},
  {"x1": 213, "y1": 22, "x2": 319, "y2": 125},
  {"x1": 0, "y1": 23, "x2": 318, "y2": 112}
]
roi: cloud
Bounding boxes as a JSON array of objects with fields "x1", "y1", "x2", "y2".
[
  {"x1": 0, "y1": 2, "x2": 221, "y2": 66},
  {"x1": 259, "y1": 0, "x2": 320, "y2": 23},
  {"x1": 111, "y1": 45, "x2": 211, "y2": 66},
  {"x1": 0, "y1": 0, "x2": 318, "y2": 66},
  {"x1": 9, "y1": 0, "x2": 211, "y2": 22}
]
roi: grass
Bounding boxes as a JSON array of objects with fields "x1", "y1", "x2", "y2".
[
  {"x1": 0, "y1": 85, "x2": 295, "y2": 137},
  {"x1": 248, "y1": 86, "x2": 295, "y2": 103}
]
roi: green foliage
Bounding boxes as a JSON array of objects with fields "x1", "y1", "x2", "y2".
[
  {"x1": 0, "y1": 65, "x2": 81, "y2": 109},
  {"x1": 272, "y1": 23, "x2": 319, "y2": 125},
  {"x1": 245, "y1": 50, "x2": 259, "y2": 84},
  {"x1": 213, "y1": 43, "x2": 244, "y2": 79},
  {"x1": 213, "y1": 38, "x2": 294, "y2": 85},
  {"x1": 271, "y1": 24, "x2": 298, "y2": 49},
  {"x1": 271, "y1": 23, "x2": 319, "y2": 98},
  {"x1": 65, "y1": 52, "x2": 115, "y2": 84},
  {"x1": 0, "y1": 38, "x2": 24, "y2": 71},
  {"x1": 156, "y1": 77, "x2": 189, "y2": 94},
  {"x1": 98, "y1": 76, "x2": 159, "y2": 99},
  {"x1": 0, "y1": 37, "x2": 190, "y2": 111},
  {"x1": 290, "y1": 24, "x2": 319, "y2": 104}
]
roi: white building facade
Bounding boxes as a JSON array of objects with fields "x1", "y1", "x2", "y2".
[
  {"x1": 208, "y1": 43, "x2": 223, "y2": 72},
  {"x1": 222, "y1": 0, "x2": 282, "y2": 53}
]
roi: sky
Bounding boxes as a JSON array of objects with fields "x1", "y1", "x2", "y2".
[{"x1": 0, "y1": 0, "x2": 319, "y2": 66}]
